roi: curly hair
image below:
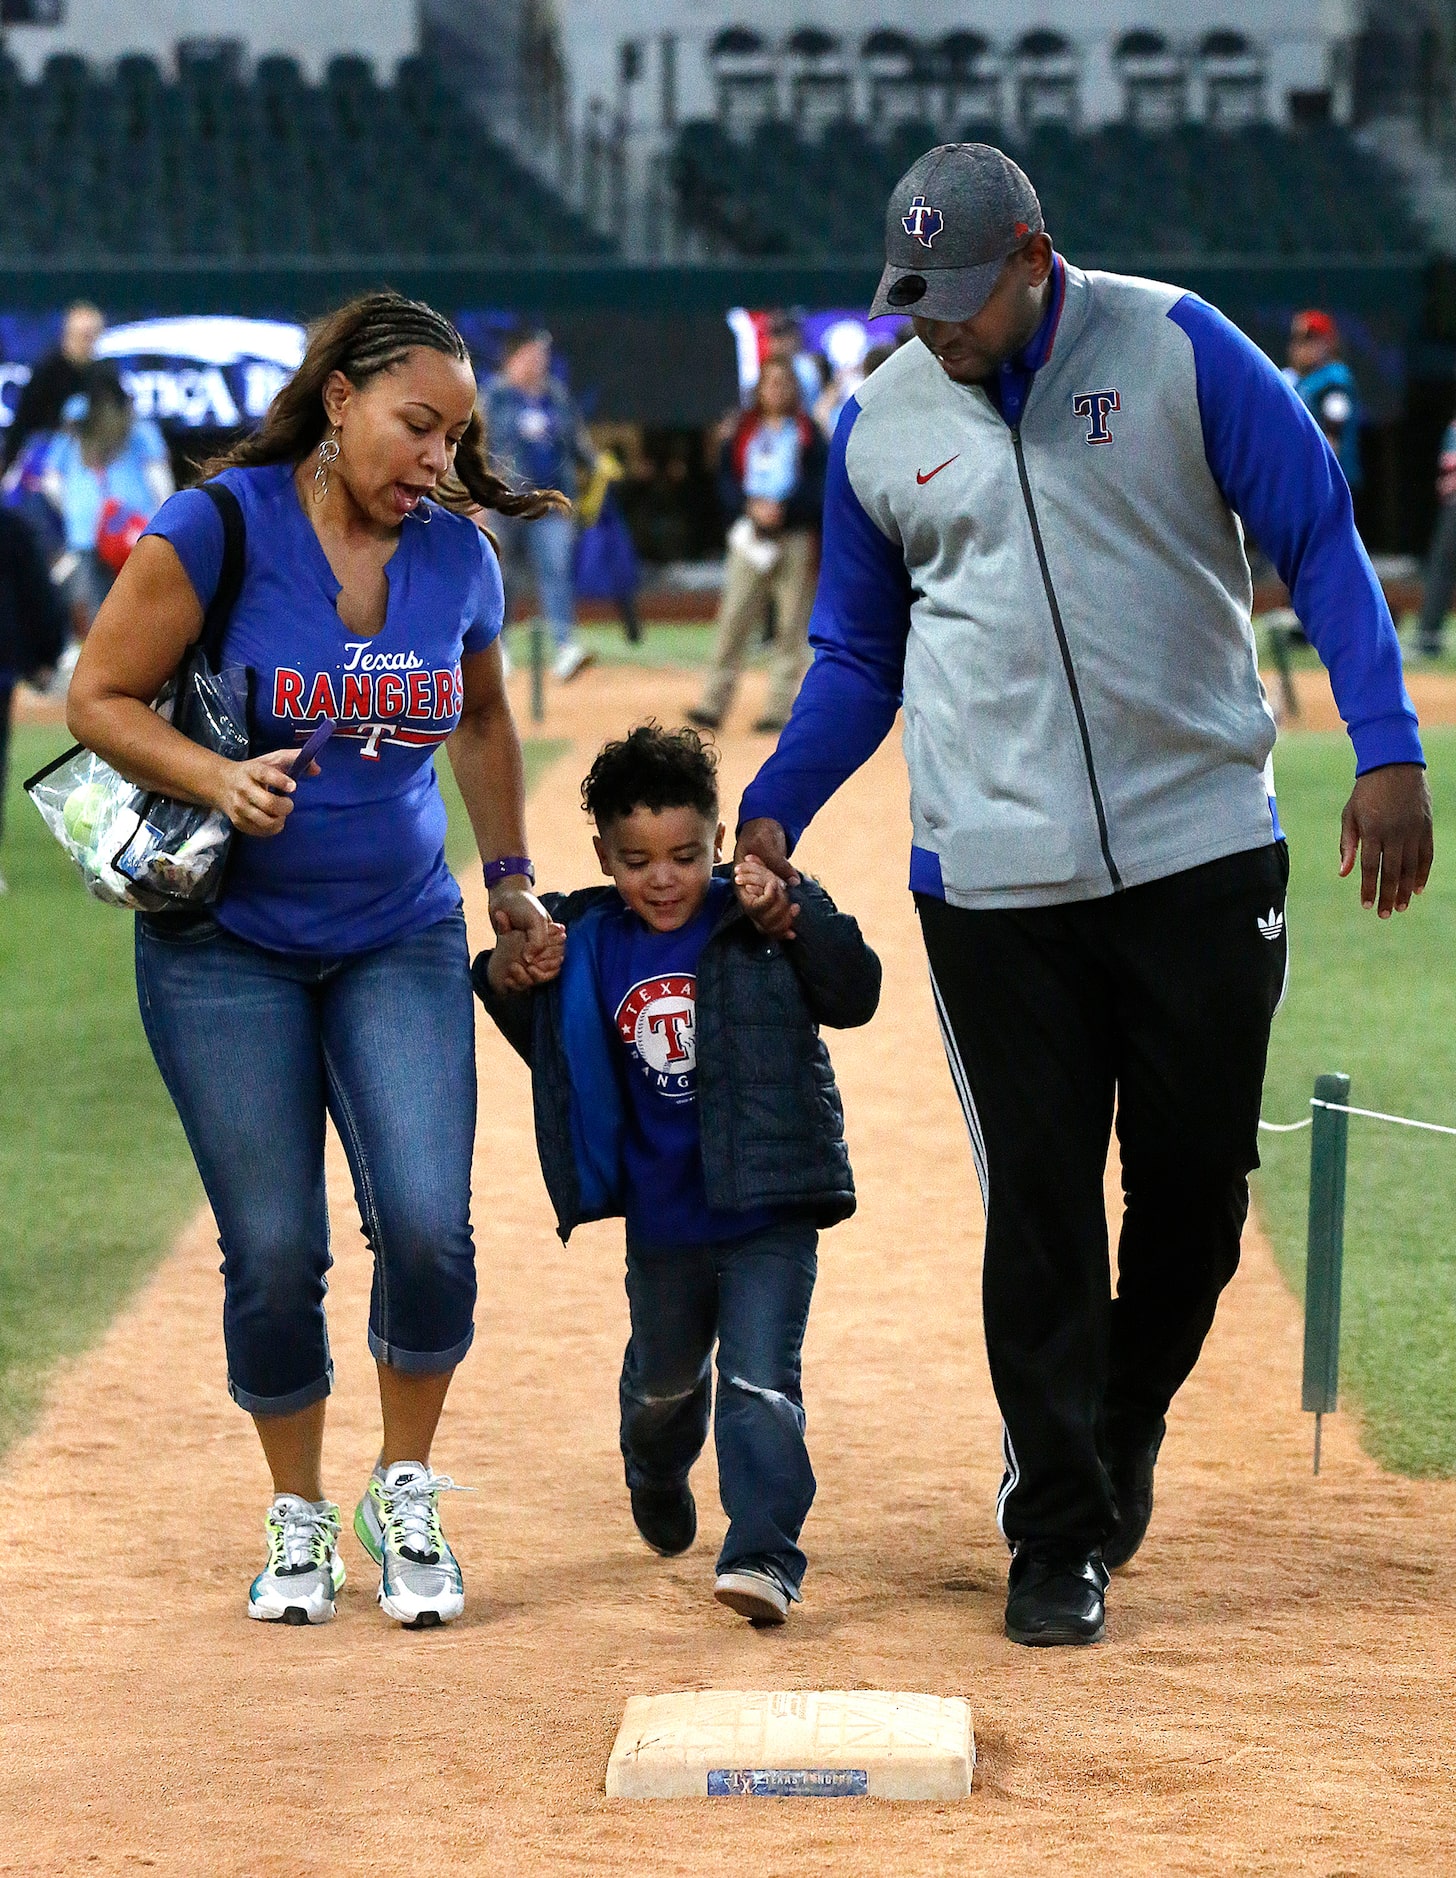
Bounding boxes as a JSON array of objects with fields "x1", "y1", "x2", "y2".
[
  {"x1": 201, "y1": 289, "x2": 568, "y2": 520},
  {"x1": 581, "y1": 722, "x2": 720, "y2": 829}
]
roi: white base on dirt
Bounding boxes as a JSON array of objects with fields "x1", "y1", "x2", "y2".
[{"x1": 605, "y1": 1690, "x2": 974, "y2": 1800}]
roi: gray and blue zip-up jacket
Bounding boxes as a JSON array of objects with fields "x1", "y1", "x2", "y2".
[
  {"x1": 472, "y1": 868, "x2": 881, "y2": 1243},
  {"x1": 739, "y1": 256, "x2": 1423, "y2": 909}
]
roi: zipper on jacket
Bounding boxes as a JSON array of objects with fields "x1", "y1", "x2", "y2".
[{"x1": 1011, "y1": 426, "x2": 1122, "y2": 891}]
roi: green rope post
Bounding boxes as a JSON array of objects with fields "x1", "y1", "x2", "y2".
[
  {"x1": 1302, "y1": 1071, "x2": 1351, "y2": 1474},
  {"x1": 530, "y1": 619, "x2": 545, "y2": 724}
]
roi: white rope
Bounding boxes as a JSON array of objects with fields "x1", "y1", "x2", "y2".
[
  {"x1": 1259, "y1": 1099, "x2": 1456, "y2": 1138},
  {"x1": 1313, "y1": 1098, "x2": 1456, "y2": 1138}
]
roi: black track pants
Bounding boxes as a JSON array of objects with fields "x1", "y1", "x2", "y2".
[{"x1": 917, "y1": 841, "x2": 1289, "y2": 1547}]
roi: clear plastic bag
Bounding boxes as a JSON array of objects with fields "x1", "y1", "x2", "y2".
[{"x1": 25, "y1": 663, "x2": 248, "y2": 911}]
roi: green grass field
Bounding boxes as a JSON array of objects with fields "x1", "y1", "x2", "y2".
[
  {"x1": 0, "y1": 722, "x2": 563, "y2": 1451},
  {"x1": 503, "y1": 616, "x2": 730, "y2": 673},
  {"x1": 1255, "y1": 727, "x2": 1456, "y2": 1477}
]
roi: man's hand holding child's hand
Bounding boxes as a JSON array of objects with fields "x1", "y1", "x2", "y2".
[
  {"x1": 735, "y1": 853, "x2": 799, "y2": 940},
  {"x1": 488, "y1": 921, "x2": 566, "y2": 993}
]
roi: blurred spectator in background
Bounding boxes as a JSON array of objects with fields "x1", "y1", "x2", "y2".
[
  {"x1": 42, "y1": 373, "x2": 173, "y2": 645},
  {"x1": 1285, "y1": 309, "x2": 1362, "y2": 491},
  {"x1": 764, "y1": 313, "x2": 828, "y2": 413},
  {"x1": 1416, "y1": 412, "x2": 1456, "y2": 658},
  {"x1": 687, "y1": 356, "x2": 826, "y2": 736},
  {"x1": 811, "y1": 324, "x2": 910, "y2": 441},
  {"x1": 3, "y1": 301, "x2": 119, "y2": 470},
  {"x1": 0, "y1": 503, "x2": 68, "y2": 891},
  {"x1": 483, "y1": 327, "x2": 598, "y2": 682},
  {"x1": 573, "y1": 447, "x2": 643, "y2": 643}
]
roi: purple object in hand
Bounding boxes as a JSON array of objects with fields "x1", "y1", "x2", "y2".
[{"x1": 290, "y1": 718, "x2": 336, "y2": 779}]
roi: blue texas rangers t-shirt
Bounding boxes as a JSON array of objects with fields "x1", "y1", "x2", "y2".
[
  {"x1": 589, "y1": 877, "x2": 780, "y2": 1246},
  {"x1": 143, "y1": 460, "x2": 503, "y2": 954}
]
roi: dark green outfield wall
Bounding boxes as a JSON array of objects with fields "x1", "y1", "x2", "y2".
[
  {"x1": 0, "y1": 254, "x2": 1428, "y2": 424},
  {"x1": 0, "y1": 251, "x2": 1427, "y2": 316}
]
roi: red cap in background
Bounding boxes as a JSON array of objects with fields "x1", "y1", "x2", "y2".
[{"x1": 1292, "y1": 308, "x2": 1338, "y2": 341}]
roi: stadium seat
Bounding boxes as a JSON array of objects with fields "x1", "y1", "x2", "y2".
[
  {"x1": 669, "y1": 114, "x2": 1425, "y2": 261},
  {"x1": 0, "y1": 53, "x2": 615, "y2": 261}
]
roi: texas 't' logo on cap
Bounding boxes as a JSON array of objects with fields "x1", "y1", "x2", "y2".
[{"x1": 901, "y1": 195, "x2": 944, "y2": 248}]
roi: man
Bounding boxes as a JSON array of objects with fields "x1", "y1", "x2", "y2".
[
  {"x1": 735, "y1": 145, "x2": 1432, "y2": 1648},
  {"x1": 483, "y1": 327, "x2": 598, "y2": 682},
  {"x1": 1415, "y1": 412, "x2": 1456, "y2": 658},
  {"x1": 1285, "y1": 308, "x2": 1361, "y2": 492},
  {"x1": 3, "y1": 302, "x2": 118, "y2": 470}
]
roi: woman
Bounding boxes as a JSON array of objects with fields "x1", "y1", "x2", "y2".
[
  {"x1": 43, "y1": 371, "x2": 174, "y2": 640},
  {"x1": 68, "y1": 292, "x2": 562, "y2": 1630},
  {"x1": 687, "y1": 356, "x2": 827, "y2": 736}
]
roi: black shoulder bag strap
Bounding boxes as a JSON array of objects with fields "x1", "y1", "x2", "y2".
[{"x1": 194, "y1": 481, "x2": 246, "y2": 671}]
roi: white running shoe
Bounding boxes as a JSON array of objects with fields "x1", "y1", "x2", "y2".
[
  {"x1": 248, "y1": 1494, "x2": 345, "y2": 1626},
  {"x1": 714, "y1": 1567, "x2": 790, "y2": 1627},
  {"x1": 354, "y1": 1460, "x2": 466, "y2": 1628},
  {"x1": 552, "y1": 640, "x2": 595, "y2": 682}
]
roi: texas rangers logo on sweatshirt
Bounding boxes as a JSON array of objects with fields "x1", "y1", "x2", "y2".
[
  {"x1": 615, "y1": 974, "x2": 698, "y2": 1105},
  {"x1": 270, "y1": 640, "x2": 464, "y2": 761}
]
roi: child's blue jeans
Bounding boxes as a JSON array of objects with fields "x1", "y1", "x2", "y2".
[
  {"x1": 620, "y1": 1217, "x2": 818, "y2": 1597},
  {"x1": 135, "y1": 908, "x2": 477, "y2": 1415}
]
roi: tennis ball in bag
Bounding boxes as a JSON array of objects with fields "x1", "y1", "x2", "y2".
[{"x1": 63, "y1": 780, "x2": 112, "y2": 852}]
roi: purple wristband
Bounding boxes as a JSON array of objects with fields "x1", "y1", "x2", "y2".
[{"x1": 484, "y1": 856, "x2": 535, "y2": 888}]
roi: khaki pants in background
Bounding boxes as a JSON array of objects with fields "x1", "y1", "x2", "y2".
[{"x1": 696, "y1": 528, "x2": 818, "y2": 727}]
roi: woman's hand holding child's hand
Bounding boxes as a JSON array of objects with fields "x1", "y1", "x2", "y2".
[
  {"x1": 488, "y1": 922, "x2": 566, "y2": 993},
  {"x1": 735, "y1": 853, "x2": 799, "y2": 940}
]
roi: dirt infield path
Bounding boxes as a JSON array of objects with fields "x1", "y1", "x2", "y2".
[{"x1": 3, "y1": 664, "x2": 1453, "y2": 1876}]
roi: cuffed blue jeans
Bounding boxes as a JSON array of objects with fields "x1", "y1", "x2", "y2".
[
  {"x1": 136, "y1": 908, "x2": 477, "y2": 1415},
  {"x1": 620, "y1": 1218, "x2": 818, "y2": 1597}
]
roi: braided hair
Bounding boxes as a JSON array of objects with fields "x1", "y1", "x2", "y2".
[{"x1": 202, "y1": 289, "x2": 567, "y2": 520}]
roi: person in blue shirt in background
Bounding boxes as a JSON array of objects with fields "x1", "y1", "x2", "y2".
[
  {"x1": 68, "y1": 292, "x2": 561, "y2": 1634},
  {"x1": 1285, "y1": 308, "x2": 1362, "y2": 493},
  {"x1": 476, "y1": 724, "x2": 880, "y2": 1627},
  {"x1": 482, "y1": 327, "x2": 599, "y2": 684},
  {"x1": 43, "y1": 371, "x2": 173, "y2": 645},
  {"x1": 687, "y1": 357, "x2": 827, "y2": 736}
]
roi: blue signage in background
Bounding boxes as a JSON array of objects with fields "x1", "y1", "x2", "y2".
[
  {"x1": 96, "y1": 317, "x2": 305, "y2": 430},
  {"x1": 0, "y1": 314, "x2": 306, "y2": 434},
  {"x1": 0, "y1": 311, "x2": 575, "y2": 437}
]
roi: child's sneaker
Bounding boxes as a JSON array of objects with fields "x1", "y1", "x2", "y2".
[
  {"x1": 630, "y1": 1482, "x2": 697, "y2": 1557},
  {"x1": 354, "y1": 1461, "x2": 466, "y2": 1628},
  {"x1": 248, "y1": 1494, "x2": 344, "y2": 1625},
  {"x1": 714, "y1": 1566, "x2": 790, "y2": 1627}
]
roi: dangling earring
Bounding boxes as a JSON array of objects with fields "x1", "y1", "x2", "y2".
[{"x1": 313, "y1": 430, "x2": 340, "y2": 502}]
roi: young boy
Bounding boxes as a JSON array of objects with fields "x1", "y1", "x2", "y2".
[{"x1": 474, "y1": 724, "x2": 880, "y2": 1624}]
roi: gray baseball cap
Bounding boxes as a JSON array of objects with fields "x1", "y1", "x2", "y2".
[{"x1": 869, "y1": 144, "x2": 1044, "y2": 324}]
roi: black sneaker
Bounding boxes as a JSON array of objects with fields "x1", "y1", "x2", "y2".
[
  {"x1": 1102, "y1": 1411, "x2": 1166, "y2": 1571},
  {"x1": 1004, "y1": 1542, "x2": 1109, "y2": 1647},
  {"x1": 684, "y1": 707, "x2": 721, "y2": 731},
  {"x1": 630, "y1": 1482, "x2": 697, "y2": 1557}
]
